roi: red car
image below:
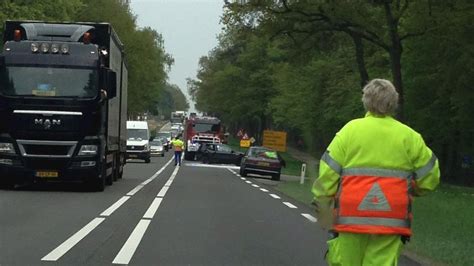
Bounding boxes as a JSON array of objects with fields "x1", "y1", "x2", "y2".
[{"x1": 239, "y1": 146, "x2": 286, "y2": 181}]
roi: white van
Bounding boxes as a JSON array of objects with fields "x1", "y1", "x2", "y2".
[{"x1": 126, "y1": 121, "x2": 151, "y2": 163}]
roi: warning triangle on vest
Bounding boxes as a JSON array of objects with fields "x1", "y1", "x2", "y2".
[{"x1": 357, "y1": 182, "x2": 391, "y2": 211}]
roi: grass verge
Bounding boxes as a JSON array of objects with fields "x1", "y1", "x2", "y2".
[{"x1": 275, "y1": 180, "x2": 474, "y2": 266}]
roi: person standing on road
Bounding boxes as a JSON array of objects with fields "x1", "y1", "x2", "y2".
[
  {"x1": 312, "y1": 79, "x2": 440, "y2": 265},
  {"x1": 171, "y1": 136, "x2": 184, "y2": 166}
]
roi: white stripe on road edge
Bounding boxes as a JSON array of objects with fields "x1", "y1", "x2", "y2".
[
  {"x1": 186, "y1": 163, "x2": 240, "y2": 170},
  {"x1": 126, "y1": 185, "x2": 144, "y2": 196},
  {"x1": 141, "y1": 158, "x2": 174, "y2": 185},
  {"x1": 227, "y1": 168, "x2": 237, "y2": 175},
  {"x1": 143, "y1": 198, "x2": 163, "y2": 219},
  {"x1": 42, "y1": 159, "x2": 174, "y2": 262},
  {"x1": 157, "y1": 185, "x2": 169, "y2": 197},
  {"x1": 283, "y1": 202, "x2": 298, "y2": 209},
  {"x1": 41, "y1": 218, "x2": 105, "y2": 261},
  {"x1": 158, "y1": 166, "x2": 179, "y2": 197},
  {"x1": 301, "y1": 213, "x2": 318, "y2": 223},
  {"x1": 245, "y1": 181, "x2": 252, "y2": 184},
  {"x1": 251, "y1": 184, "x2": 259, "y2": 188},
  {"x1": 269, "y1": 194, "x2": 281, "y2": 199},
  {"x1": 100, "y1": 196, "x2": 130, "y2": 217},
  {"x1": 113, "y1": 165, "x2": 180, "y2": 264},
  {"x1": 241, "y1": 177, "x2": 246, "y2": 180},
  {"x1": 112, "y1": 220, "x2": 151, "y2": 265},
  {"x1": 260, "y1": 188, "x2": 269, "y2": 192}
]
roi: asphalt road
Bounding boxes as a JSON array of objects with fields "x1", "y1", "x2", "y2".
[{"x1": 0, "y1": 152, "x2": 421, "y2": 265}]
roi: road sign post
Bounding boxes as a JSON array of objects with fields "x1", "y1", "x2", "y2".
[{"x1": 300, "y1": 163, "x2": 306, "y2": 184}]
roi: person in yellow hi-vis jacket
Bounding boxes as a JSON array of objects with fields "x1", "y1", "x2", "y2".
[
  {"x1": 171, "y1": 136, "x2": 184, "y2": 166},
  {"x1": 312, "y1": 79, "x2": 440, "y2": 266}
]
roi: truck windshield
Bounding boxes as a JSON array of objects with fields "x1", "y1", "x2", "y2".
[
  {"x1": 127, "y1": 129, "x2": 148, "y2": 140},
  {"x1": 0, "y1": 66, "x2": 98, "y2": 98},
  {"x1": 194, "y1": 123, "x2": 220, "y2": 133}
]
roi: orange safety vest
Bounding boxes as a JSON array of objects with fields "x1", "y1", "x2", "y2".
[{"x1": 322, "y1": 152, "x2": 437, "y2": 236}]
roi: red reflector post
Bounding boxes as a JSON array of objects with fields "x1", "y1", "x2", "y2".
[
  {"x1": 14, "y1": 30, "x2": 21, "y2": 41},
  {"x1": 83, "y1": 32, "x2": 91, "y2": 44}
]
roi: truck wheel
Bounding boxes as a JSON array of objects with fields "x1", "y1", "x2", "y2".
[
  {"x1": 87, "y1": 164, "x2": 106, "y2": 191},
  {"x1": 271, "y1": 173, "x2": 281, "y2": 181}
]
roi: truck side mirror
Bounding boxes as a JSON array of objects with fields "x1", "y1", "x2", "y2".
[{"x1": 100, "y1": 68, "x2": 117, "y2": 99}]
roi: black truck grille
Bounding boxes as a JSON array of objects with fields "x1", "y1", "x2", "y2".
[
  {"x1": 127, "y1": 145, "x2": 144, "y2": 151},
  {"x1": 24, "y1": 145, "x2": 71, "y2": 156}
]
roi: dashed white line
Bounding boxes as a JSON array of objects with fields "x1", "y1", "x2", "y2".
[
  {"x1": 301, "y1": 213, "x2": 318, "y2": 222},
  {"x1": 260, "y1": 188, "x2": 269, "y2": 192},
  {"x1": 251, "y1": 184, "x2": 259, "y2": 188},
  {"x1": 127, "y1": 185, "x2": 144, "y2": 196},
  {"x1": 41, "y1": 218, "x2": 105, "y2": 261},
  {"x1": 245, "y1": 181, "x2": 252, "y2": 184},
  {"x1": 157, "y1": 184, "x2": 169, "y2": 197},
  {"x1": 112, "y1": 219, "x2": 151, "y2": 265},
  {"x1": 143, "y1": 198, "x2": 163, "y2": 219},
  {"x1": 269, "y1": 194, "x2": 281, "y2": 199},
  {"x1": 283, "y1": 202, "x2": 298, "y2": 209},
  {"x1": 241, "y1": 177, "x2": 246, "y2": 180},
  {"x1": 100, "y1": 196, "x2": 130, "y2": 217}
]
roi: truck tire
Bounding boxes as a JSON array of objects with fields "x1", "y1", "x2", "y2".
[{"x1": 86, "y1": 164, "x2": 106, "y2": 191}]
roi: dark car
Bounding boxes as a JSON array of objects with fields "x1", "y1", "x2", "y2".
[
  {"x1": 239, "y1": 146, "x2": 286, "y2": 181},
  {"x1": 200, "y1": 143, "x2": 244, "y2": 165}
]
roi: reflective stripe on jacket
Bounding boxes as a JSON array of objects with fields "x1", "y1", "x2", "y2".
[{"x1": 312, "y1": 112, "x2": 440, "y2": 236}]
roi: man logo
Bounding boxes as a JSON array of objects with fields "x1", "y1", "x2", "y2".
[{"x1": 34, "y1": 118, "x2": 61, "y2": 130}]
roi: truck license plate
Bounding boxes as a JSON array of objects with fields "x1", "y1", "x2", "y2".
[
  {"x1": 36, "y1": 171, "x2": 59, "y2": 178},
  {"x1": 129, "y1": 154, "x2": 138, "y2": 158}
]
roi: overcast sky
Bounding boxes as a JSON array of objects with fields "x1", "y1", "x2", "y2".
[{"x1": 130, "y1": 0, "x2": 224, "y2": 112}]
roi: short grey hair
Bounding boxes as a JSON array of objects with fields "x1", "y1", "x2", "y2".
[{"x1": 362, "y1": 79, "x2": 399, "y2": 115}]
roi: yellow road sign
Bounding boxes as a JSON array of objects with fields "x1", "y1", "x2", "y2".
[
  {"x1": 263, "y1": 130, "x2": 287, "y2": 152},
  {"x1": 240, "y1": 139, "x2": 251, "y2": 148}
]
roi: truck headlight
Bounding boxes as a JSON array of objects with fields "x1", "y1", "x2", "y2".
[
  {"x1": 0, "y1": 143, "x2": 15, "y2": 154},
  {"x1": 78, "y1": 145, "x2": 98, "y2": 156}
]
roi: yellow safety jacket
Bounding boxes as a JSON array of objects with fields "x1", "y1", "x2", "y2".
[
  {"x1": 312, "y1": 112, "x2": 440, "y2": 235},
  {"x1": 172, "y1": 139, "x2": 184, "y2": 152}
]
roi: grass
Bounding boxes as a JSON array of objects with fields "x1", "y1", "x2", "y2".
[
  {"x1": 226, "y1": 137, "x2": 306, "y2": 176},
  {"x1": 275, "y1": 180, "x2": 474, "y2": 266}
]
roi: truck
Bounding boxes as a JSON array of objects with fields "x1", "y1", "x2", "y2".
[
  {"x1": 170, "y1": 110, "x2": 186, "y2": 124},
  {"x1": 0, "y1": 21, "x2": 128, "y2": 191},
  {"x1": 183, "y1": 116, "x2": 224, "y2": 161}
]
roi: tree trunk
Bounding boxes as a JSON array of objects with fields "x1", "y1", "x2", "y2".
[
  {"x1": 350, "y1": 33, "x2": 370, "y2": 88},
  {"x1": 384, "y1": 2, "x2": 405, "y2": 121}
]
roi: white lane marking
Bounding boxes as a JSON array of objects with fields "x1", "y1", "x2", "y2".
[
  {"x1": 100, "y1": 196, "x2": 130, "y2": 217},
  {"x1": 241, "y1": 177, "x2": 246, "y2": 180},
  {"x1": 42, "y1": 159, "x2": 174, "y2": 262},
  {"x1": 227, "y1": 168, "x2": 237, "y2": 174},
  {"x1": 186, "y1": 163, "x2": 240, "y2": 170},
  {"x1": 269, "y1": 194, "x2": 281, "y2": 199},
  {"x1": 112, "y1": 219, "x2": 151, "y2": 265},
  {"x1": 164, "y1": 180, "x2": 173, "y2": 187},
  {"x1": 251, "y1": 184, "x2": 259, "y2": 188},
  {"x1": 245, "y1": 181, "x2": 252, "y2": 184},
  {"x1": 141, "y1": 158, "x2": 174, "y2": 185},
  {"x1": 157, "y1": 166, "x2": 179, "y2": 197},
  {"x1": 157, "y1": 185, "x2": 169, "y2": 197},
  {"x1": 127, "y1": 185, "x2": 144, "y2": 196},
  {"x1": 41, "y1": 218, "x2": 105, "y2": 261},
  {"x1": 260, "y1": 188, "x2": 269, "y2": 192},
  {"x1": 143, "y1": 198, "x2": 163, "y2": 219},
  {"x1": 301, "y1": 213, "x2": 318, "y2": 223},
  {"x1": 283, "y1": 202, "x2": 298, "y2": 209}
]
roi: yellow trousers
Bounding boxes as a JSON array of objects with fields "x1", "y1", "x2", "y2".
[{"x1": 326, "y1": 233, "x2": 404, "y2": 266}]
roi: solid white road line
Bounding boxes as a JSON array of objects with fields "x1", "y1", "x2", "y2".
[
  {"x1": 41, "y1": 218, "x2": 105, "y2": 261},
  {"x1": 126, "y1": 185, "x2": 144, "y2": 196},
  {"x1": 186, "y1": 163, "x2": 240, "y2": 170},
  {"x1": 283, "y1": 202, "x2": 298, "y2": 209},
  {"x1": 251, "y1": 184, "x2": 259, "y2": 188},
  {"x1": 143, "y1": 198, "x2": 163, "y2": 219},
  {"x1": 301, "y1": 213, "x2": 318, "y2": 223},
  {"x1": 269, "y1": 194, "x2": 281, "y2": 199},
  {"x1": 260, "y1": 188, "x2": 269, "y2": 192},
  {"x1": 100, "y1": 196, "x2": 130, "y2": 217},
  {"x1": 112, "y1": 219, "x2": 151, "y2": 265},
  {"x1": 157, "y1": 185, "x2": 169, "y2": 197}
]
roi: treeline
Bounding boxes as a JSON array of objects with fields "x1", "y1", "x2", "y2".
[
  {"x1": 0, "y1": 0, "x2": 188, "y2": 116},
  {"x1": 189, "y1": 0, "x2": 474, "y2": 185}
]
